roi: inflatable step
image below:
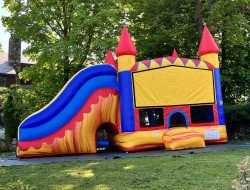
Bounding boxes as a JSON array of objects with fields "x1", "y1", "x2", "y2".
[{"x1": 163, "y1": 130, "x2": 205, "y2": 150}]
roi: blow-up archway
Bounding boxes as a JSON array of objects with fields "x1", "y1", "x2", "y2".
[
  {"x1": 167, "y1": 110, "x2": 188, "y2": 128},
  {"x1": 96, "y1": 122, "x2": 119, "y2": 150}
]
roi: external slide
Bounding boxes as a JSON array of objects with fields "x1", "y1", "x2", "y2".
[{"x1": 17, "y1": 64, "x2": 120, "y2": 157}]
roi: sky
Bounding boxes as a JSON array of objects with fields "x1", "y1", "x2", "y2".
[{"x1": 0, "y1": 0, "x2": 28, "y2": 53}]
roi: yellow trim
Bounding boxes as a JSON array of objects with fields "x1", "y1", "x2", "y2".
[
  {"x1": 197, "y1": 61, "x2": 208, "y2": 69},
  {"x1": 137, "y1": 62, "x2": 148, "y2": 71},
  {"x1": 185, "y1": 60, "x2": 197, "y2": 68},
  {"x1": 161, "y1": 58, "x2": 171, "y2": 66},
  {"x1": 201, "y1": 53, "x2": 219, "y2": 68},
  {"x1": 149, "y1": 60, "x2": 160, "y2": 69},
  {"x1": 173, "y1": 58, "x2": 184, "y2": 66},
  {"x1": 118, "y1": 55, "x2": 136, "y2": 72}
]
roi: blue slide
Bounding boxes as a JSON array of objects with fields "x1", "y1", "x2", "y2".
[{"x1": 18, "y1": 64, "x2": 119, "y2": 142}]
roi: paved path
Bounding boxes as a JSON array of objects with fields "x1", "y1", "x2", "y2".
[{"x1": 1, "y1": 143, "x2": 249, "y2": 166}]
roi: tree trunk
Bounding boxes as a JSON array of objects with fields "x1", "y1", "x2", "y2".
[
  {"x1": 8, "y1": 34, "x2": 21, "y2": 84},
  {"x1": 63, "y1": 56, "x2": 71, "y2": 83},
  {"x1": 195, "y1": 0, "x2": 203, "y2": 36}
]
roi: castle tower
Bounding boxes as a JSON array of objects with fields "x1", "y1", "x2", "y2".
[
  {"x1": 172, "y1": 49, "x2": 179, "y2": 57},
  {"x1": 116, "y1": 26, "x2": 137, "y2": 132},
  {"x1": 198, "y1": 25, "x2": 220, "y2": 68},
  {"x1": 198, "y1": 25, "x2": 225, "y2": 125},
  {"x1": 104, "y1": 50, "x2": 117, "y2": 70}
]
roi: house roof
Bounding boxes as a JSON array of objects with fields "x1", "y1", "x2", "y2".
[{"x1": 0, "y1": 52, "x2": 33, "y2": 75}]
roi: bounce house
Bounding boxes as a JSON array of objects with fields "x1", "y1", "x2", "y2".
[{"x1": 17, "y1": 25, "x2": 227, "y2": 157}]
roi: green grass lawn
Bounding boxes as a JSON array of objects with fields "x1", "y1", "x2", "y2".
[
  {"x1": 0, "y1": 152, "x2": 15, "y2": 157},
  {"x1": 0, "y1": 149, "x2": 249, "y2": 190}
]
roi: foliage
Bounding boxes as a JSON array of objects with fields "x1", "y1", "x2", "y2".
[
  {"x1": 0, "y1": 151, "x2": 15, "y2": 157},
  {"x1": 2, "y1": 84, "x2": 49, "y2": 125},
  {"x1": 0, "y1": 42, "x2": 3, "y2": 52},
  {"x1": 0, "y1": 87, "x2": 8, "y2": 125},
  {"x1": 2, "y1": 87, "x2": 20, "y2": 145},
  {"x1": 225, "y1": 104, "x2": 250, "y2": 141},
  {"x1": 205, "y1": 0, "x2": 250, "y2": 104},
  {"x1": 127, "y1": 0, "x2": 250, "y2": 104},
  {"x1": 127, "y1": 0, "x2": 201, "y2": 60},
  {"x1": 0, "y1": 149, "x2": 249, "y2": 189},
  {"x1": 2, "y1": 0, "x2": 128, "y2": 106},
  {"x1": 1, "y1": 85, "x2": 42, "y2": 146},
  {"x1": 1, "y1": 0, "x2": 249, "y2": 128}
]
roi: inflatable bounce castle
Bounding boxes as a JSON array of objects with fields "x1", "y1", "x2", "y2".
[{"x1": 17, "y1": 25, "x2": 227, "y2": 157}]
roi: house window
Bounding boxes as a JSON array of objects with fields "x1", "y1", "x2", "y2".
[
  {"x1": 190, "y1": 105, "x2": 214, "y2": 123},
  {"x1": 139, "y1": 108, "x2": 164, "y2": 127}
]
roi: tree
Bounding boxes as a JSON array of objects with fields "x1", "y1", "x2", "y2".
[
  {"x1": 2, "y1": 0, "x2": 127, "y2": 116},
  {"x1": 127, "y1": 0, "x2": 202, "y2": 60},
  {"x1": 128, "y1": 0, "x2": 249, "y2": 104},
  {"x1": 205, "y1": 0, "x2": 250, "y2": 104}
]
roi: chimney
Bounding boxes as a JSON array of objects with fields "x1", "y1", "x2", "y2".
[{"x1": 8, "y1": 34, "x2": 21, "y2": 75}]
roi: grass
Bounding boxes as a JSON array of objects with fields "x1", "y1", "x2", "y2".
[
  {"x1": 0, "y1": 152, "x2": 15, "y2": 157},
  {"x1": 0, "y1": 149, "x2": 249, "y2": 190}
]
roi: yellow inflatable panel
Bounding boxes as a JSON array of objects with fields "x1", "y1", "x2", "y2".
[
  {"x1": 163, "y1": 130, "x2": 205, "y2": 150},
  {"x1": 133, "y1": 66, "x2": 215, "y2": 107}
]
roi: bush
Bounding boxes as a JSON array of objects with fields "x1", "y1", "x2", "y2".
[
  {"x1": 1, "y1": 85, "x2": 51, "y2": 149},
  {"x1": 225, "y1": 104, "x2": 250, "y2": 141},
  {"x1": 2, "y1": 87, "x2": 21, "y2": 146}
]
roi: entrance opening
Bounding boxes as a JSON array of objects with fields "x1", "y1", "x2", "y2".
[
  {"x1": 169, "y1": 112, "x2": 187, "y2": 128},
  {"x1": 96, "y1": 123, "x2": 118, "y2": 152}
]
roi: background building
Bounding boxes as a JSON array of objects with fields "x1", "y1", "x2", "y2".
[{"x1": 0, "y1": 35, "x2": 33, "y2": 88}]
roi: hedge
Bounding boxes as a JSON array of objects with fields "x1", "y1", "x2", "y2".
[{"x1": 225, "y1": 103, "x2": 250, "y2": 141}]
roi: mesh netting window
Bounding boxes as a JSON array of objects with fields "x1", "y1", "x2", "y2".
[{"x1": 139, "y1": 108, "x2": 164, "y2": 127}]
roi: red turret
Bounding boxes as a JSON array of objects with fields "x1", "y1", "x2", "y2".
[
  {"x1": 116, "y1": 26, "x2": 137, "y2": 57},
  {"x1": 104, "y1": 50, "x2": 117, "y2": 70},
  {"x1": 172, "y1": 49, "x2": 179, "y2": 57},
  {"x1": 198, "y1": 25, "x2": 220, "y2": 56}
]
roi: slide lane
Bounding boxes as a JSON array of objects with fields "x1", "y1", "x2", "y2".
[{"x1": 19, "y1": 65, "x2": 117, "y2": 130}]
